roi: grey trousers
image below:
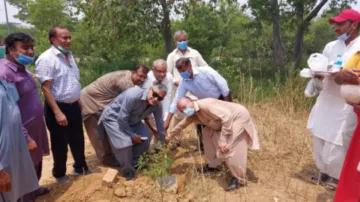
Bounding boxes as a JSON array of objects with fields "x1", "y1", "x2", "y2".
[{"x1": 108, "y1": 122, "x2": 151, "y2": 174}]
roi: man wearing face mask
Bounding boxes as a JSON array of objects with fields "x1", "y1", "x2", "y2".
[
  {"x1": 80, "y1": 64, "x2": 149, "y2": 167},
  {"x1": 36, "y1": 26, "x2": 91, "y2": 183},
  {"x1": 98, "y1": 84, "x2": 167, "y2": 180},
  {"x1": 306, "y1": 9, "x2": 360, "y2": 190},
  {"x1": 0, "y1": 33, "x2": 50, "y2": 201},
  {"x1": 166, "y1": 97, "x2": 259, "y2": 191},
  {"x1": 165, "y1": 58, "x2": 231, "y2": 151},
  {"x1": 0, "y1": 37, "x2": 5, "y2": 59}
]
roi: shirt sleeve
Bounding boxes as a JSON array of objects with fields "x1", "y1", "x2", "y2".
[
  {"x1": 169, "y1": 82, "x2": 187, "y2": 113},
  {"x1": 195, "y1": 50, "x2": 208, "y2": 66},
  {"x1": 35, "y1": 57, "x2": 55, "y2": 84},
  {"x1": 162, "y1": 74, "x2": 174, "y2": 119},
  {"x1": 153, "y1": 106, "x2": 165, "y2": 143},
  {"x1": 117, "y1": 95, "x2": 137, "y2": 138},
  {"x1": 169, "y1": 117, "x2": 193, "y2": 137},
  {"x1": 22, "y1": 126, "x2": 33, "y2": 143},
  {"x1": 166, "y1": 53, "x2": 174, "y2": 75},
  {"x1": 207, "y1": 68, "x2": 230, "y2": 97},
  {"x1": 0, "y1": 91, "x2": 11, "y2": 171}
]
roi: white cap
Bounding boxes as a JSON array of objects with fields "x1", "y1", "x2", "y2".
[{"x1": 307, "y1": 53, "x2": 329, "y2": 72}]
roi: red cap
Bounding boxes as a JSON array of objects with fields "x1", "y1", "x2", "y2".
[{"x1": 329, "y1": 9, "x2": 360, "y2": 24}]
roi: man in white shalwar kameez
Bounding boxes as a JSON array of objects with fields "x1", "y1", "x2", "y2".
[
  {"x1": 307, "y1": 9, "x2": 360, "y2": 190},
  {"x1": 0, "y1": 78, "x2": 38, "y2": 202}
]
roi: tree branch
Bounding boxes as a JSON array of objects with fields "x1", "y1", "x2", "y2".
[{"x1": 304, "y1": 0, "x2": 328, "y2": 22}]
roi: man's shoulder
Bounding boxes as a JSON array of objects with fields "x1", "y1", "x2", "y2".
[
  {"x1": 37, "y1": 47, "x2": 55, "y2": 61},
  {"x1": 324, "y1": 40, "x2": 341, "y2": 49},
  {"x1": 123, "y1": 86, "x2": 144, "y2": 97}
]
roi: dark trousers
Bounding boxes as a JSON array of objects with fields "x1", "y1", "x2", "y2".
[
  {"x1": 45, "y1": 101, "x2": 88, "y2": 178},
  {"x1": 196, "y1": 95, "x2": 225, "y2": 151}
]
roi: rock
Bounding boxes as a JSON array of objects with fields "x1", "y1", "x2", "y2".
[
  {"x1": 102, "y1": 168, "x2": 119, "y2": 188},
  {"x1": 156, "y1": 175, "x2": 178, "y2": 194},
  {"x1": 114, "y1": 187, "x2": 127, "y2": 198}
]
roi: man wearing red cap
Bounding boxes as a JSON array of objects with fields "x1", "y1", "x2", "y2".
[
  {"x1": 332, "y1": 9, "x2": 360, "y2": 202},
  {"x1": 306, "y1": 8, "x2": 360, "y2": 191}
]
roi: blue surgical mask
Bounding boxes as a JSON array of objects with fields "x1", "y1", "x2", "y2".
[
  {"x1": 58, "y1": 46, "x2": 70, "y2": 54},
  {"x1": 180, "y1": 71, "x2": 191, "y2": 79},
  {"x1": 183, "y1": 106, "x2": 195, "y2": 117},
  {"x1": 338, "y1": 24, "x2": 354, "y2": 41},
  {"x1": 16, "y1": 53, "x2": 35, "y2": 65},
  {"x1": 0, "y1": 46, "x2": 5, "y2": 58},
  {"x1": 177, "y1": 41, "x2": 188, "y2": 51}
]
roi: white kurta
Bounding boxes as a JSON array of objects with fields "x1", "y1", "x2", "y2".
[{"x1": 307, "y1": 37, "x2": 360, "y2": 146}]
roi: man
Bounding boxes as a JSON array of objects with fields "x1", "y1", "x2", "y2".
[
  {"x1": 98, "y1": 84, "x2": 167, "y2": 180},
  {"x1": 0, "y1": 33, "x2": 50, "y2": 201},
  {"x1": 306, "y1": 9, "x2": 360, "y2": 190},
  {"x1": 0, "y1": 78, "x2": 39, "y2": 202},
  {"x1": 165, "y1": 58, "x2": 232, "y2": 150},
  {"x1": 0, "y1": 37, "x2": 5, "y2": 59},
  {"x1": 81, "y1": 64, "x2": 149, "y2": 166},
  {"x1": 166, "y1": 30, "x2": 208, "y2": 143},
  {"x1": 36, "y1": 26, "x2": 90, "y2": 183},
  {"x1": 166, "y1": 97, "x2": 259, "y2": 191}
]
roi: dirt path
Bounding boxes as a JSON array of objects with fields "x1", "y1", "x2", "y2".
[{"x1": 36, "y1": 104, "x2": 335, "y2": 202}]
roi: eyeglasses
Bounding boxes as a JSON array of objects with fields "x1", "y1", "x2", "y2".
[{"x1": 152, "y1": 90, "x2": 164, "y2": 101}]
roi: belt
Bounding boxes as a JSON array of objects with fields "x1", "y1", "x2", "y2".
[{"x1": 56, "y1": 100, "x2": 79, "y2": 106}]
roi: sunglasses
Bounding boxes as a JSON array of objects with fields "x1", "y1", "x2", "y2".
[{"x1": 152, "y1": 90, "x2": 164, "y2": 101}]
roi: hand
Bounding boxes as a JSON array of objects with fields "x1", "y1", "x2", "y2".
[
  {"x1": 174, "y1": 80, "x2": 180, "y2": 87},
  {"x1": 218, "y1": 142, "x2": 229, "y2": 154},
  {"x1": 339, "y1": 69, "x2": 360, "y2": 85},
  {"x1": 27, "y1": 140, "x2": 38, "y2": 152},
  {"x1": 0, "y1": 170, "x2": 12, "y2": 192},
  {"x1": 165, "y1": 135, "x2": 171, "y2": 145},
  {"x1": 132, "y1": 135, "x2": 142, "y2": 144},
  {"x1": 55, "y1": 111, "x2": 68, "y2": 126}
]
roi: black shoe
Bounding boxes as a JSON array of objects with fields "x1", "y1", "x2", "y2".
[
  {"x1": 311, "y1": 172, "x2": 330, "y2": 184},
  {"x1": 102, "y1": 159, "x2": 120, "y2": 167},
  {"x1": 123, "y1": 171, "x2": 135, "y2": 181},
  {"x1": 197, "y1": 164, "x2": 220, "y2": 173},
  {"x1": 225, "y1": 177, "x2": 244, "y2": 191},
  {"x1": 325, "y1": 177, "x2": 338, "y2": 191}
]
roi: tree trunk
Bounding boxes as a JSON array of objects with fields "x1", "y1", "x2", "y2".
[
  {"x1": 271, "y1": 0, "x2": 285, "y2": 72},
  {"x1": 160, "y1": 0, "x2": 173, "y2": 56},
  {"x1": 293, "y1": 0, "x2": 328, "y2": 68}
]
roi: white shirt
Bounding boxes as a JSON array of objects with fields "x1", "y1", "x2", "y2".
[
  {"x1": 166, "y1": 47, "x2": 207, "y2": 83},
  {"x1": 169, "y1": 66, "x2": 230, "y2": 114},
  {"x1": 307, "y1": 37, "x2": 360, "y2": 146},
  {"x1": 36, "y1": 46, "x2": 81, "y2": 103},
  {"x1": 142, "y1": 71, "x2": 173, "y2": 119}
]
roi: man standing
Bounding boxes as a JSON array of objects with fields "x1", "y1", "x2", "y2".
[
  {"x1": 306, "y1": 9, "x2": 360, "y2": 190},
  {"x1": 166, "y1": 30, "x2": 208, "y2": 142},
  {"x1": 81, "y1": 64, "x2": 149, "y2": 166},
  {"x1": 0, "y1": 78, "x2": 39, "y2": 202},
  {"x1": 165, "y1": 58, "x2": 231, "y2": 150},
  {"x1": 36, "y1": 26, "x2": 90, "y2": 183},
  {"x1": 98, "y1": 84, "x2": 167, "y2": 180},
  {"x1": 166, "y1": 97, "x2": 259, "y2": 191},
  {"x1": 0, "y1": 33, "x2": 50, "y2": 201}
]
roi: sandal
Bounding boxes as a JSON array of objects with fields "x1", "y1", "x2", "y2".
[
  {"x1": 311, "y1": 173, "x2": 329, "y2": 184},
  {"x1": 324, "y1": 178, "x2": 338, "y2": 191}
]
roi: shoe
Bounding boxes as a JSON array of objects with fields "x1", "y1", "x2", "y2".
[
  {"x1": 197, "y1": 164, "x2": 220, "y2": 173},
  {"x1": 325, "y1": 177, "x2": 338, "y2": 191},
  {"x1": 123, "y1": 171, "x2": 135, "y2": 181},
  {"x1": 71, "y1": 169, "x2": 84, "y2": 176},
  {"x1": 84, "y1": 169, "x2": 92, "y2": 175},
  {"x1": 71, "y1": 168, "x2": 92, "y2": 176},
  {"x1": 225, "y1": 177, "x2": 246, "y2": 191},
  {"x1": 311, "y1": 172, "x2": 330, "y2": 184},
  {"x1": 56, "y1": 176, "x2": 69, "y2": 183}
]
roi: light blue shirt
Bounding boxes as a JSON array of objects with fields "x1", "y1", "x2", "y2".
[
  {"x1": 35, "y1": 46, "x2": 81, "y2": 103},
  {"x1": 0, "y1": 78, "x2": 38, "y2": 202},
  {"x1": 169, "y1": 66, "x2": 230, "y2": 113}
]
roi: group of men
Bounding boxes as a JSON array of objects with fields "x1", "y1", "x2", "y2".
[{"x1": 0, "y1": 27, "x2": 260, "y2": 202}]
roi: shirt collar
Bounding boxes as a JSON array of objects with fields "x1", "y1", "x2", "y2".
[
  {"x1": 51, "y1": 45, "x2": 72, "y2": 56},
  {"x1": 176, "y1": 47, "x2": 192, "y2": 55},
  {"x1": 141, "y1": 88, "x2": 149, "y2": 101},
  {"x1": 2, "y1": 58, "x2": 24, "y2": 72}
]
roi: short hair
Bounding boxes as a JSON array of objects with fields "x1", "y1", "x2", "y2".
[
  {"x1": 175, "y1": 58, "x2": 191, "y2": 69},
  {"x1": 48, "y1": 26, "x2": 68, "y2": 44},
  {"x1": 4, "y1": 32, "x2": 34, "y2": 54},
  {"x1": 152, "y1": 59, "x2": 167, "y2": 69},
  {"x1": 152, "y1": 83, "x2": 168, "y2": 94},
  {"x1": 174, "y1": 30, "x2": 187, "y2": 41},
  {"x1": 132, "y1": 64, "x2": 149, "y2": 74}
]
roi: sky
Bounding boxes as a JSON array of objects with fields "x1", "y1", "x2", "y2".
[{"x1": 0, "y1": 0, "x2": 360, "y2": 26}]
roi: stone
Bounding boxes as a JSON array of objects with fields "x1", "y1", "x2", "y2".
[
  {"x1": 114, "y1": 187, "x2": 127, "y2": 198},
  {"x1": 102, "y1": 168, "x2": 119, "y2": 188},
  {"x1": 156, "y1": 175, "x2": 178, "y2": 194}
]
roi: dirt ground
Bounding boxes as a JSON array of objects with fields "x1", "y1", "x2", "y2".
[{"x1": 36, "y1": 103, "x2": 335, "y2": 202}]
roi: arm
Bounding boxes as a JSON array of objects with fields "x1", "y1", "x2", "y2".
[
  {"x1": 195, "y1": 51, "x2": 208, "y2": 66},
  {"x1": 162, "y1": 74, "x2": 174, "y2": 119},
  {"x1": 166, "y1": 54, "x2": 174, "y2": 76},
  {"x1": 153, "y1": 106, "x2": 165, "y2": 143},
  {"x1": 144, "y1": 116, "x2": 158, "y2": 138},
  {"x1": 168, "y1": 117, "x2": 193, "y2": 139},
  {"x1": 165, "y1": 83, "x2": 187, "y2": 129},
  {"x1": 117, "y1": 95, "x2": 137, "y2": 138}
]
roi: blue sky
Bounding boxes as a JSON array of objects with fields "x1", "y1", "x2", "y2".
[{"x1": 1, "y1": 0, "x2": 360, "y2": 25}]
